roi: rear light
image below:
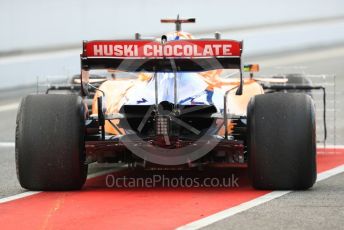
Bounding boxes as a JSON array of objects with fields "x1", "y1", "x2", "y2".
[{"x1": 156, "y1": 115, "x2": 170, "y2": 135}]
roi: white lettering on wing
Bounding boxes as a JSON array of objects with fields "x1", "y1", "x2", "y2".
[
  {"x1": 91, "y1": 43, "x2": 235, "y2": 57},
  {"x1": 93, "y1": 45, "x2": 103, "y2": 56},
  {"x1": 103, "y1": 45, "x2": 113, "y2": 56},
  {"x1": 223, "y1": 44, "x2": 232, "y2": 55}
]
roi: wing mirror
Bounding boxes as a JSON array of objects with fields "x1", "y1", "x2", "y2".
[
  {"x1": 244, "y1": 64, "x2": 260, "y2": 78},
  {"x1": 244, "y1": 64, "x2": 260, "y2": 72}
]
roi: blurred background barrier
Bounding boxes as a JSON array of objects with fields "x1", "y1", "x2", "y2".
[
  {"x1": 1, "y1": 0, "x2": 344, "y2": 53},
  {"x1": 0, "y1": 0, "x2": 344, "y2": 89}
]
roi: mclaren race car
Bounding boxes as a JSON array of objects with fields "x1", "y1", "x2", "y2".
[{"x1": 16, "y1": 17, "x2": 320, "y2": 191}]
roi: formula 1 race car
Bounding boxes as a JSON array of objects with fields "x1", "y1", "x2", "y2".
[{"x1": 16, "y1": 17, "x2": 318, "y2": 191}]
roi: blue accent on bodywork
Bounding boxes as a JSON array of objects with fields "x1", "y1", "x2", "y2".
[
  {"x1": 205, "y1": 89, "x2": 214, "y2": 104},
  {"x1": 137, "y1": 98, "x2": 147, "y2": 104}
]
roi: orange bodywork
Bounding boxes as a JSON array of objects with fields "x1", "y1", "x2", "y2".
[{"x1": 92, "y1": 71, "x2": 264, "y2": 135}]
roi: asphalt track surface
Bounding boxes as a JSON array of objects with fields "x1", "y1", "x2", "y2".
[{"x1": 0, "y1": 45, "x2": 344, "y2": 229}]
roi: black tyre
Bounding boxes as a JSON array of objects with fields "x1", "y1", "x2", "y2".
[
  {"x1": 47, "y1": 90, "x2": 94, "y2": 112},
  {"x1": 16, "y1": 94, "x2": 88, "y2": 190},
  {"x1": 247, "y1": 93, "x2": 316, "y2": 190},
  {"x1": 272, "y1": 74, "x2": 313, "y2": 97},
  {"x1": 285, "y1": 74, "x2": 313, "y2": 96},
  {"x1": 47, "y1": 89, "x2": 75, "y2": 95}
]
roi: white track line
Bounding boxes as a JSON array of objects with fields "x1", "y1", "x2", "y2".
[
  {"x1": 177, "y1": 191, "x2": 291, "y2": 230},
  {"x1": 316, "y1": 164, "x2": 344, "y2": 181},
  {"x1": 0, "y1": 167, "x2": 124, "y2": 204},
  {"x1": 177, "y1": 147, "x2": 344, "y2": 230},
  {"x1": 0, "y1": 191, "x2": 41, "y2": 204},
  {"x1": 0, "y1": 103, "x2": 19, "y2": 112},
  {"x1": 0, "y1": 142, "x2": 15, "y2": 148},
  {"x1": 317, "y1": 144, "x2": 344, "y2": 149}
]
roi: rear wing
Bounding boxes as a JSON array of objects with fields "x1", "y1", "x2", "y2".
[{"x1": 81, "y1": 39, "x2": 243, "y2": 72}]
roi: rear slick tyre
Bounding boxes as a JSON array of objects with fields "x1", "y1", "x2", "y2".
[
  {"x1": 247, "y1": 93, "x2": 316, "y2": 190},
  {"x1": 16, "y1": 94, "x2": 88, "y2": 191}
]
